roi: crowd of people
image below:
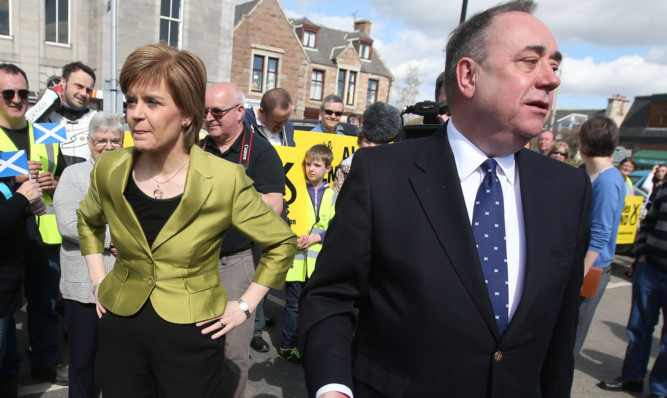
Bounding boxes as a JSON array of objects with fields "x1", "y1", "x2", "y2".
[{"x1": 0, "y1": 0, "x2": 665, "y2": 397}]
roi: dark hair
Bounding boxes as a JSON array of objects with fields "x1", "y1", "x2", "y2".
[
  {"x1": 347, "y1": 113, "x2": 360, "y2": 123},
  {"x1": 578, "y1": 116, "x2": 619, "y2": 157},
  {"x1": 361, "y1": 102, "x2": 402, "y2": 144},
  {"x1": 0, "y1": 63, "x2": 28, "y2": 87},
  {"x1": 618, "y1": 157, "x2": 636, "y2": 169},
  {"x1": 260, "y1": 88, "x2": 292, "y2": 114},
  {"x1": 120, "y1": 43, "x2": 207, "y2": 150},
  {"x1": 321, "y1": 94, "x2": 343, "y2": 108},
  {"x1": 444, "y1": 0, "x2": 536, "y2": 104},
  {"x1": 305, "y1": 144, "x2": 334, "y2": 168},
  {"x1": 435, "y1": 71, "x2": 446, "y2": 102},
  {"x1": 62, "y1": 62, "x2": 96, "y2": 84}
]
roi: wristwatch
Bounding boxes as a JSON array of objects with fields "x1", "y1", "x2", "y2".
[{"x1": 238, "y1": 299, "x2": 251, "y2": 319}]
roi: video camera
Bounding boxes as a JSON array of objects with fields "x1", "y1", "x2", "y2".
[{"x1": 401, "y1": 100, "x2": 449, "y2": 140}]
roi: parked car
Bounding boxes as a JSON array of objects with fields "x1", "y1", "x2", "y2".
[{"x1": 628, "y1": 170, "x2": 651, "y2": 198}]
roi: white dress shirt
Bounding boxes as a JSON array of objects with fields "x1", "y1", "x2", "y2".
[{"x1": 447, "y1": 120, "x2": 526, "y2": 320}]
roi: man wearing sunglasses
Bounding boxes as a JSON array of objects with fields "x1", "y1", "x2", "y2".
[
  {"x1": 0, "y1": 63, "x2": 69, "y2": 387},
  {"x1": 311, "y1": 94, "x2": 345, "y2": 135},
  {"x1": 201, "y1": 82, "x2": 286, "y2": 398}
]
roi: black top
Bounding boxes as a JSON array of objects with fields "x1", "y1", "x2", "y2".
[
  {"x1": 1, "y1": 124, "x2": 67, "y2": 176},
  {"x1": 199, "y1": 125, "x2": 285, "y2": 256},
  {"x1": 124, "y1": 175, "x2": 182, "y2": 248}
]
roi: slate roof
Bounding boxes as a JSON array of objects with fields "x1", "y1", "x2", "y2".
[
  {"x1": 619, "y1": 94, "x2": 667, "y2": 143},
  {"x1": 291, "y1": 17, "x2": 393, "y2": 79},
  {"x1": 235, "y1": 0, "x2": 259, "y2": 26}
]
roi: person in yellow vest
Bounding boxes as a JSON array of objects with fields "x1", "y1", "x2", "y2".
[
  {"x1": 0, "y1": 63, "x2": 68, "y2": 386},
  {"x1": 279, "y1": 144, "x2": 337, "y2": 366}
]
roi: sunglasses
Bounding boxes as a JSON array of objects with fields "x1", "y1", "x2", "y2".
[
  {"x1": 89, "y1": 138, "x2": 123, "y2": 148},
  {"x1": 2, "y1": 89, "x2": 29, "y2": 101},
  {"x1": 550, "y1": 150, "x2": 568, "y2": 157},
  {"x1": 204, "y1": 104, "x2": 240, "y2": 118},
  {"x1": 322, "y1": 109, "x2": 343, "y2": 117}
]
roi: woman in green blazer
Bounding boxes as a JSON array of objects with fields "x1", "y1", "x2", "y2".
[{"x1": 76, "y1": 44, "x2": 296, "y2": 397}]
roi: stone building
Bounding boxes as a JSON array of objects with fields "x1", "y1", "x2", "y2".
[{"x1": 0, "y1": 0, "x2": 234, "y2": 100}]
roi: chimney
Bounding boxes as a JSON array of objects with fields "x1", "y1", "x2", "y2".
[
  {"x1": 354, "y1": 19, "x2": 371, "y2": 36},
  {"x1": 605, "y1": 94, "x2": 630, "y2": 127}
]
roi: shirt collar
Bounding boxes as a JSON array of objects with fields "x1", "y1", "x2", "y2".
[{"x1": 447, "y1": 119, "x2": 516, "y2": 185}]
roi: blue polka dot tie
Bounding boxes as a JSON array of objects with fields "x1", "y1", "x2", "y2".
[{"x1": 472, "y1": 159, "x2": 508, "y2": 335}]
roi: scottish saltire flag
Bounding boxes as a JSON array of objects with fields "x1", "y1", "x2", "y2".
[
  {"x1": 0, "y1": 150, "x2": 29, "y2": 178},
  {"x1": 33, "y1": 123, "x2": 67, "y2": 144}
]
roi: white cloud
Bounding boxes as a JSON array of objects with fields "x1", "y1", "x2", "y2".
[{"x1": 560, "y1": 54, "x2": 667, "y2": 101}]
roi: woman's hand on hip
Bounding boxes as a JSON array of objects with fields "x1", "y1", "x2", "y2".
[{"x1": 196, "y1": 300, "x2": 247, "y2": 339}]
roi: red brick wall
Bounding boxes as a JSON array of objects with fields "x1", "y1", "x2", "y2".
[{"x1": 232, "y1": 0, "x2": 309, "y2": 118}]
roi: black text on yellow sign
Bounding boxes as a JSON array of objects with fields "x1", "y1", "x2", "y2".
[{"x1": 616, "y1": 196, "x2": 644, "y2": 245}]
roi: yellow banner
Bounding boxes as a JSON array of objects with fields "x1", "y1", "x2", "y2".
[
  {"x1": 276, "y1": 130, "x2": 357, "y2": 235},
  {"x1": 616, "y1": 195, "x2": 644, "y2": 244}
]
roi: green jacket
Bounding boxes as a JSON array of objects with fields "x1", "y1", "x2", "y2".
[{"x1": 77, "y1": 145, "x2": 296, "y2": 324}]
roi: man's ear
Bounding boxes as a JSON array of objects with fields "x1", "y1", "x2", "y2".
[
  {"x1": 326, "y1": 165, "x2": 332, "y2": 172},
  {"x1": 457, "y1": 57, "x2": 477, "y2": 99}
]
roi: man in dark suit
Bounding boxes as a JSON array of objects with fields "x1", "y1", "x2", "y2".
[{"x1": 298, "y1": 1, "x2": 592, "y2": 397}]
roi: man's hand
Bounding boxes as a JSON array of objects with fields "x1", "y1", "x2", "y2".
[
  {"x1": 297, "y1": 234, "x2": 321, "y2": 250},
  {"x1": 37, "y1": 171, "x2": 57, "y2": 194},
  {"x1": 15, "y1": 161, "x2": 43, "y2": 184},
  {"x1": 15, "y1": 179, "x2": 42, "y2": 203}
]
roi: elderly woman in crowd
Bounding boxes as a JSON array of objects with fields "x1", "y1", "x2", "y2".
[
  {"x1": 76, "y1": 43, "x2": 295, "y2": 397},
  {"x1": 332, "y1": 102, "x2": 402, "y2": 192},
  {"x1": 53, "y1": 112, "x2": 124, "y2": 398},
  {"x1": 549, "y1": 141, "x2": 570, "y2": 163}
]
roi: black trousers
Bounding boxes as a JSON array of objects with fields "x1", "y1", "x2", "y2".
[
  {"x1": 98, "y1": 301, "x2": 225, "y2": 398},
  {"x1": 64, "y1": 300, "x2": 99, "y2": 398}
]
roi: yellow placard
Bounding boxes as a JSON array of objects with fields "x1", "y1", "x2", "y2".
[
  {"x1": 616, "y1": 195, "x2": 644, "y2": 244},
  {"x1": 275, "y1": 130, "x2": 357, "y2": 235}
]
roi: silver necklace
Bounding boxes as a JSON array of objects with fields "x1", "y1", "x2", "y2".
[{"x1": 146, "y1": 156, "x2": 188, "y2": 199}]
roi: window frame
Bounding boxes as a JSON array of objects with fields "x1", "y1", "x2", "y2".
[
  {"x1": 359, "y1": 42, "x2": 372, "y2": 60},
  {"x1": 159, "y1": 0, "x2": 183, "y2": 48},
  {"x1": 648, "y1": 101, "x2": 667, "y2": 128},
  {"x1": 250, "y1": 45, "x2": 284, "y2": 94},
  {"x1": 303, "y1": 29, "x2": 317, "y2": 48},
  {"x1": 44, "y1": 0, "x2": 70, "y2": 46},
  {"x1": 337, "y1": 68, "x2": 360, "y2": 107},
  {"x1": 0, "y1": 0, "x2": 11, "y2": 39},
  {"x1": 310, "y1": 69, "x2": 325, "y2": 101},
  {"x1": 366, "y1": 79, "x2": 378, "y2": 105}
]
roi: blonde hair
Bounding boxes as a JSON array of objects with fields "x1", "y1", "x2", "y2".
[{"x1": 119, "y1": 43, "x2": 206, "y2": 149}]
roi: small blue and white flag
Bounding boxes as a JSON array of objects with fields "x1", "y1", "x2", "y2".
[
  {"x1": 0, "y1": 150, "x2": 29, "y2": 178},
  {"x1": 33, "y1": 123, "x2": 67, "y2": 145}
]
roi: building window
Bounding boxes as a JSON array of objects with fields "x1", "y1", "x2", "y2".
[
  {"x1": 159, "y1": 0, "x2": 181, "y2": 48},
  {"x1": 648, "y1": 102, "x2": 667, "y2": 127},
  {"x1": 45, "y1": 0, "x2": 69, "y2": 44},
  {"x1": 303, "y1": 30, "x2": 316, "y2": 48},
  {"x1": 359, "y1": 43, "x2": 371, "y2": 60},
  {"x1": 0, "y1": 0, "x2": 10, "y2": 37},
  {"x1": 310, "y1": 70, "x2": 324, "y2": 100},
  {"x1": 367, "y1": 79, "x2": 378, "y2": 105},
  {"x1": 337, "y1": 70, "x2": 346, "y2": 97},
  {"x1": 346, "y1": 71, "x2": 357, "y2": 105},
  {"x1": 252, "y1": 54, "x2": 280, "y2": 93}
]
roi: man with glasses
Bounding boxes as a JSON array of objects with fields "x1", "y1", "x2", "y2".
[
  {"x1": 29, "y1": 62, "x2": 97, "y2": 166},
  {"x1": 0, "y1": 63, "x2": 68, "y2": 387},
  {"x1": 243, "y1": 87, "x2": 295, "y2": 147},
  {"x1": 312, "y1": 94, "x2": 345, "y2": 135},
  {"x1": 201, "y1": 82, "x2": 286, "y2": 398}
]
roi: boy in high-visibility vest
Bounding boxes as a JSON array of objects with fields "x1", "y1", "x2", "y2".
[{"x1": 279, "y1": 144, "x2": 336, "y2": 366}]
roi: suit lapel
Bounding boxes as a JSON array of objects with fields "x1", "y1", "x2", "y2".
[
  {"x1": 107, "y1": 149, "x2": 151, "y2": 255},
  {"x1": 151, "y1": 146, "x2": 213, "y2": 251},
  {"x1": 409, "y1": 129, "x2": 500, "y2": 338}
]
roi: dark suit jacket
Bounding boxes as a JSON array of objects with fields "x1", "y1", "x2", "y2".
[{"x1": 299, "y1": 128, "x2": 591, "y2": 397}]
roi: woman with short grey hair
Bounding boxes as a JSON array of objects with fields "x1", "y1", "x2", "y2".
[{"x1": 53, "y1": 111, "x2": 124, "y2": 398}]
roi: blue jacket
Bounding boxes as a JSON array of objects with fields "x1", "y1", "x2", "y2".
[{"x1": 243, "y1": 107, "x2": 295, "y2": 147}]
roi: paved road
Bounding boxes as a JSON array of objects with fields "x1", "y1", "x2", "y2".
[{"x1": 16, "y1": 255, "x2": 663, "y2": 397}]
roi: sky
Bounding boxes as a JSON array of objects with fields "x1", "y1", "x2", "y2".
[{"x1": 276, "y1": 0, "x2": 667, "y2": 111}]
